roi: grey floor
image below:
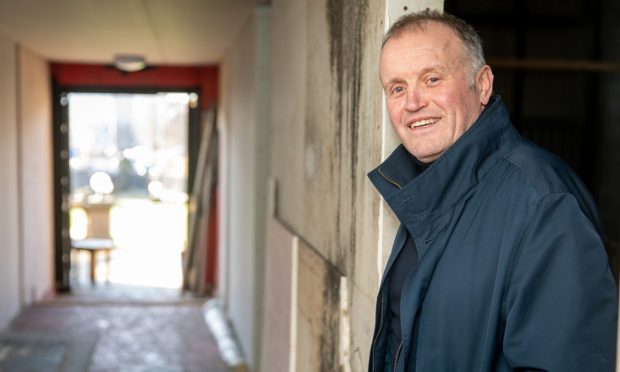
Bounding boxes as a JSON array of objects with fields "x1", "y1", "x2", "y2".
[{"x1": 0, "y1": 284, "x2": 228, "y2": 372}]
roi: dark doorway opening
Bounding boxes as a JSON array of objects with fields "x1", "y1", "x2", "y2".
[{"x1": 445, "y1": 0, "x2": 620, "y2": 276}]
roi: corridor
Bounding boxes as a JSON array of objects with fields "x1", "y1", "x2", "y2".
[
  {"x1": 2, "y1": 1, "x2": 619, "y2": 371},
  {"x1": 0, "y1": 285, "x2": 227, "y2": 371}
]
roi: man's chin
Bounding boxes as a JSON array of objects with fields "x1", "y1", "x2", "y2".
[{"x1": 409, "y1": 148, "x2": 441, "y2": 163}]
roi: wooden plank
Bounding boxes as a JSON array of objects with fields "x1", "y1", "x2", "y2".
[
  {"x1": 296, "y1": 238, "x2": 341, "y2": 372},
  {"x1": 488, "y1": 58, "x2": 620, "y2": 73},
  {"x1": 260, "y1": 217, "x2": 298, "y2": 372},
  {"x1": 184, "y1": 107, "x2": 217, "y2": 293}
]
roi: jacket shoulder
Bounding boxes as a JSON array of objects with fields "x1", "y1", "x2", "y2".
[
  {"x1": 499, "y1": 138, "x2": 601, "y2": 227},
  {"x1": 502, "y1": 138, "x2": 587, "y2": 197}
]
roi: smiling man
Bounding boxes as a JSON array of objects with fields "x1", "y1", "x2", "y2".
[{"x1": 367, "y1": 10, "x2": 617, "y2": 372}]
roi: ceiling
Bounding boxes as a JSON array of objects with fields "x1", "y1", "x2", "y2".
[{"x1": 0, "y1": 0, "x2": 262, "y2": 66}]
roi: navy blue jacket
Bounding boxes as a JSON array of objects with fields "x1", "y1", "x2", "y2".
[{"x1": 368, "y1": 97, "x2": 617, "y2": 372}]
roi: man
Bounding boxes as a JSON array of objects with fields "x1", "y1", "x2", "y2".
[{"x1": 368, "y1": 9, "x2": 617, "y2": 372}]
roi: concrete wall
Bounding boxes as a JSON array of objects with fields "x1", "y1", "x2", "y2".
[
  {"x1": 0, "y1": 34, "x2": 21, "y2": 329},
  {"x1": 0, "y1": 39, "x2": 54, "y2": 328},
  {"x1": 218, "y1": 7, "x2": 271, "y2": 367}
]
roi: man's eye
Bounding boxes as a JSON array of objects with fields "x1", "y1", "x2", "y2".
[
  {"x1": 428, "y1": 76, "x2": 441, "y2": 84},
  {"x1": 391, "y1": 86, "x2": 404, "y2": 95}
]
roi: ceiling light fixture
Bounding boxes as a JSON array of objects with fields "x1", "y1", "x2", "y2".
[{"x1": 113, "y1": 54, "x2": 147, "y2": 72}]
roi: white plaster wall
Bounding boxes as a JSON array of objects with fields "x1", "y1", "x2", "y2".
[
  {"x1": 18, "y1": 46, "x2": 54, "y2": 304},
  {"x1": 225, "y1": 20, "x2": 256, "y2": 365},
  {"x1": 0, "y1": 34, "x2": 21, "y2": 329},
  {"x1": 269, "y1": 0, "x2": 306, "y2": 227},
  {"x1": 219, "y1": 7, "x2": 271, "y2": 368}
]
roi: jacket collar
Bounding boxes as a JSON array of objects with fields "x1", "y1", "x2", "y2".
[{"x1": 368, "y1": 96, "x2": 518, "y2": 227}]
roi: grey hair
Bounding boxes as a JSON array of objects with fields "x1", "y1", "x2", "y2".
[{"x1": 383, "y1": 9, "x2": 486, "y2": 87}]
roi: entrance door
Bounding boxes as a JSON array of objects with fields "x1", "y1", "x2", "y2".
[{"x1": 53, "y1": 90, "x2": 200, "y2": 291}]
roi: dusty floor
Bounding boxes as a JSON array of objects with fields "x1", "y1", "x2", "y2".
[
  {"x1": 0, "y1": 199, "x2": 228, "y2": 371},
  {"x1": 1, "y1": 285, "x2": 228, "y2": 372}
]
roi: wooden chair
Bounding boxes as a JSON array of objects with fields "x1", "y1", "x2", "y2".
[{"x1": 71, "y1": 201, "x2": 115, "y2": 285}]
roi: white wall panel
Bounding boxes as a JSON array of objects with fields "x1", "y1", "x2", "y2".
[{"x1": 18, "y1": 45, "x2": 54, "y2": 305}]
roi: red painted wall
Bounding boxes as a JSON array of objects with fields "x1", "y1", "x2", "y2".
[{"x1": 51, "y1": 63, "x2": 218, "y2": 109}]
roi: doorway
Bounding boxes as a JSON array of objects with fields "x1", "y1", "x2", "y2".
[
  {"x1": 53, "y1": 90, "x2": 201, "y2": 292},
  {"x1": 444, "y1": 0, "x2": 620, "y2": 274}
]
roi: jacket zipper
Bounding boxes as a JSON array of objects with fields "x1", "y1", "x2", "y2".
[
  {"x1": 392, "y1": 258, "x2": 412, "y2": 372},
  {"x1": 393, "y1": 341, "x2": 403, "y2": 372},
  {"x1": 379, "y1": 168, "x2": 402, "y2": 189},
  {"x1": 370, "y1": 291, "x2": 385, "y2": 372}
]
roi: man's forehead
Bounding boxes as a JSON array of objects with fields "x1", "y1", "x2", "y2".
[
  {"x1": 380, "y1": 24, "x2": 464, "y2": 67},
  {"x1": 391, "y1": 23, "x2": 455, "y2": 48}
]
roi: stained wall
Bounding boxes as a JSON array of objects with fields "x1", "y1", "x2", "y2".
[{"x1": 267, "y1": 0, "x2": 441, "y2": 370}]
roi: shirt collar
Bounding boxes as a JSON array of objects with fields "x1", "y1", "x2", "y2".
[{"x1": 368, "y1": 96, "x2": 518, "y2": 225}]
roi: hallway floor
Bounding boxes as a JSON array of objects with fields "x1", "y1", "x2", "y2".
[{"x1": 0, "y1": 285, "x2": 228, "y2": 372}]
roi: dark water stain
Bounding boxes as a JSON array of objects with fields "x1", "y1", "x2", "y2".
[
  {"x1": 319, "y1": 264, "x2": 342, "y2": 371},
  {"x1": 327, "y1": 0, "x2": 345, "y2": 257},
  {"x1": 327, "y1": 0, "x2": 344, "y2": 166},
  {"x1": 327, "y1": 0, "x2": 368, "y2": 273}
]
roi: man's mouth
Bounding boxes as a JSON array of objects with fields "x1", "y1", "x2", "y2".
[{"x1": 409, "y1": 118, "x2": 440, "y2": 129}]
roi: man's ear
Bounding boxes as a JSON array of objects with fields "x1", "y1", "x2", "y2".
[{"x1": 476, "y1": 65, "x2": 494, "y2": 105}]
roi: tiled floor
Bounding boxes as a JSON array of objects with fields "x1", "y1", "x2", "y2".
[{"x1": 2, "y1": 285, "x2": 228, "y2": 372}]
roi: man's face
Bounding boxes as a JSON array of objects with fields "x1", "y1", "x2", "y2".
[{"x1": 379, "y1": 22, "x2": 492, "y2": 163}]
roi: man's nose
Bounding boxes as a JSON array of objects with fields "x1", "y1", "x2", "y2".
[{"x1": 405, "y1": 88, "x2": 426, "y2": 111}]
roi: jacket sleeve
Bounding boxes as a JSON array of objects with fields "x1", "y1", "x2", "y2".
[{"x1": 503, "y1": 193, "x2": 618, "y2": 372}]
